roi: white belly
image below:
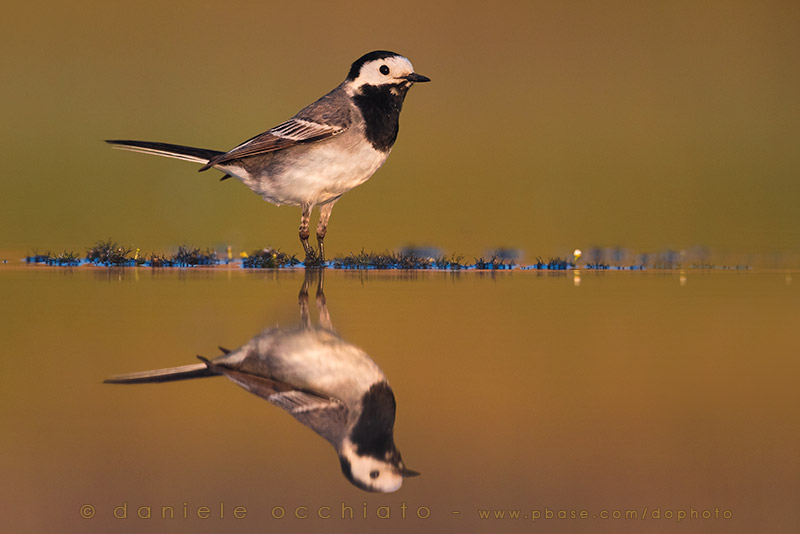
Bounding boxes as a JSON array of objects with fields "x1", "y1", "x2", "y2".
[
  {"x1": 221, "y1": 328, "x2": 386, "y2": 404},
  {"x1": 223, "y1": 134, "x2": 389, "y2": 207}
]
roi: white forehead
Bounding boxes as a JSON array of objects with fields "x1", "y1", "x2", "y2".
[{"x1": 350, "y1": 56, "x2": 415, "y2": 88}]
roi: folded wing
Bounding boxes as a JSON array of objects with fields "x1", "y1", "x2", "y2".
[{"x1": 199, "y1": 118, "x2": 347, "y2": 171}]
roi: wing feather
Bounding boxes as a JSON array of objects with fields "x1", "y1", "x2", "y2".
[
  {"x1": 199, "y1": 118, "x2": 346, "y2": 171},
  {"x1": 207, "y1": 361, "x2": 349, "y2": 445}
]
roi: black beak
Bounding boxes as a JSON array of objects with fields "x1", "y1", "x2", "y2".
[
  {"x1": 401, "y1": 466, "x2": 421, "y2": 478},
  {"x1": 403, "y1": 73, "x2": 431, "y2": 83}
]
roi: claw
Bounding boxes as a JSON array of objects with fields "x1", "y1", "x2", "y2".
[{"x1": 304, "y1": 249, "x2": 322, "y2": 267}]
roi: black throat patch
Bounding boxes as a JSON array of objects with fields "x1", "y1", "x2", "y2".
[
  {"x1": 353, "y1": 83, "x2": 410, "y2": 152},
  {"x1": 349, "y1": 382, "x2": 397, "y2": 457}
]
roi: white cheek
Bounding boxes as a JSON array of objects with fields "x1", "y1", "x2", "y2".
[
  {"x1": 352, "y1": 461, "x2": 402, "y2": 493},
  {"x1": 343, "y1": 441, "x2": 404, "y2": 493},
  {"x1": 352, "y1": 57, "x2": 415, "y2": 88},
  {"x1": 360, "y1": 70, "x2": 389, "y2": 86}
]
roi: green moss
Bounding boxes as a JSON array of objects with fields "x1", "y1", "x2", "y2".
[{"x1": 243, "y1": 248, "x2": 300, "y2": 268}]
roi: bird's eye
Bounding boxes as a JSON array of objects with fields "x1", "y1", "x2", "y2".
[
  {"x1": 370, "y1": 470, "x2": 380, "y2": 479},
  {"x1": 379, "y1": 65, "x2": 390, "y2": 75}
]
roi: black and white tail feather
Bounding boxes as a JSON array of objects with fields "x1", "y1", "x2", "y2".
[
  {"x1": 103, "y1": 346, "x2": 236, "y2": 384},
  {"x1": 103, "y1": 360, "x2": 215, "y2": 384},
  {"x1": 105, "y1": 140, "x2": 223, "y2": 165},
  {"x1": 105, "y1": 140, "x2": 233, "y2": 181}
]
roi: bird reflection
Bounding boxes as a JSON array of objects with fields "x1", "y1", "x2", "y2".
[{"x1": 105, "y1": 270, "x2": 418, "y2": 492}]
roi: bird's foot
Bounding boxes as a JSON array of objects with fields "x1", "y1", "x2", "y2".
[{"x1": 303, "y1": 249, "x2": 325, "y2": 268}]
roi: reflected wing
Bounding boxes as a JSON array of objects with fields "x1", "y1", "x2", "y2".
[
  {"x1": 205, "y1": 360, "x2": 348, "y2": 445},
  {"x1": 199, "y1": 118, "x2": 346, "y2": 171},
  {"x1": 279, "y1": 393, "x2": 349, "y2": 446}
]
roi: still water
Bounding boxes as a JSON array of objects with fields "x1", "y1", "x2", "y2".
[{"x1": 1, "y1": 266, "x2": 798, "y2": 533}]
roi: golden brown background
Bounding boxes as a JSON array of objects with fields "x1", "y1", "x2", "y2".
[
  {"x1": 2, "y1": 2, "x2": 800, "y2": 533},
  {"x1": 1, "y1": 1, "x2": 799, "y2": 263}
]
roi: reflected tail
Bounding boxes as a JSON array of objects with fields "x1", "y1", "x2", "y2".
[{"x1": 104, "y1": 362, "x2": 215, "y2": 384}]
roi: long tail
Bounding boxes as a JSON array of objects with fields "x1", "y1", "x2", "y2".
[
  {"x1": 104, "y1": 361, "x2": 216, "y2": 384},
  {"x1": 105, "y1": 140, "x2": 224, "y2": 166}
]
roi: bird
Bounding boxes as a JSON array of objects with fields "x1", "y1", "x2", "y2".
[
  {"x1": 104, "y1": 271, "x2": 419, "y2": 492},
  {"x1": 106, "y1": 50, "x2": 430, "y2": 264}
]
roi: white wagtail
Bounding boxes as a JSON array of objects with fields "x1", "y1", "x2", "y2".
[
  {"x1": 105, "y1": 273, "x2": 419, "y2": 492},
  {"x1": 106, "y1": 51, "x2": 430, "y2": 264}
]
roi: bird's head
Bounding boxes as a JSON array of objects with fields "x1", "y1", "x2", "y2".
[
  {"x1": 345, "y1": 50, "x2": 430, "y2": 92},
  {"x1": 339, "y1": 439, "x2": 420, "y2": 493}
]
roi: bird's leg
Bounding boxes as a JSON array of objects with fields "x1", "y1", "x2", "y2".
[
  {"x1": 299, "y1": 203, "x2": 316, "y2": 264},
  {"x1": 316, "y1": 200, "x2": 337, "y2": 264},
  {"x1": 298, "y1": 270, "x2": 314, "y2": 329},
  {"x1": 315, "y1": 270, "x2": 333, "y2": 331}
]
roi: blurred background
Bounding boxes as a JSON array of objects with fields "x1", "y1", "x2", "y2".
[{"x1": 1, "y1": 0, "x2": 799, "y2": 265}]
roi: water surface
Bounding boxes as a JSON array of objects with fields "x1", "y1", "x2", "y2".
[{"x1": 1, "y1": 266, "x2": 797, "y2": 533}]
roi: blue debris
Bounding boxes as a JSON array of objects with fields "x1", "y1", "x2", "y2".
[
  {"x1": 25, "y1": 252, "x2": 82, "y2": 266},
  {"x1": 21, "y1": 240, "x2": 747, "y2": 270}
]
